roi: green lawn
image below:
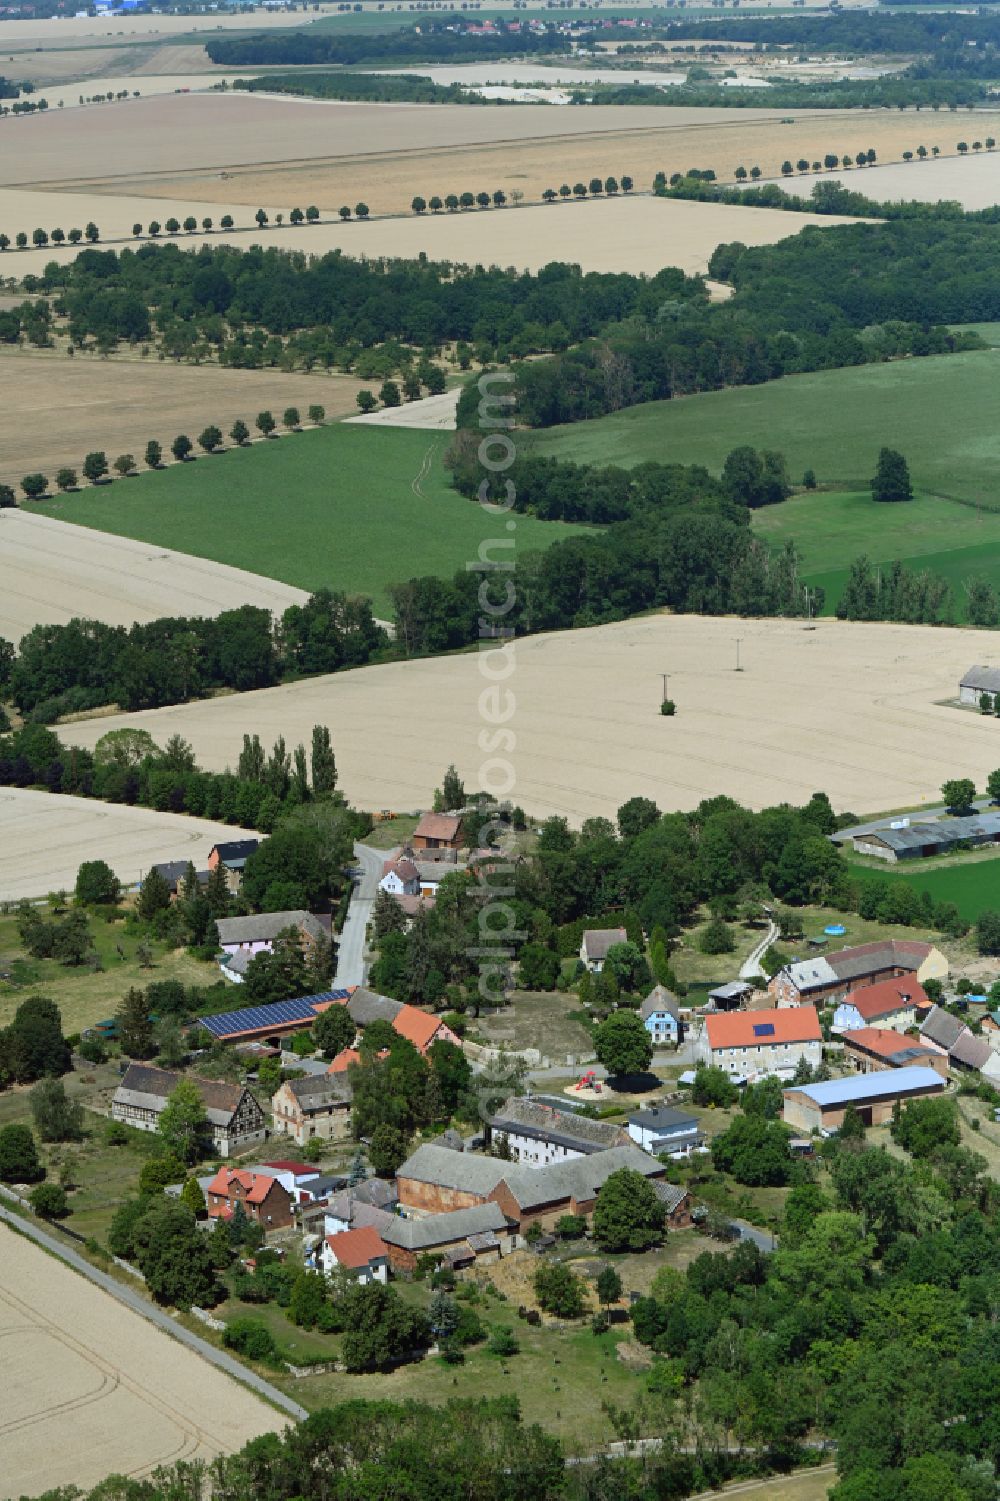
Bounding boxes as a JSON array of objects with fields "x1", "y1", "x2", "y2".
[
  {"x1": 530, "y1": 350, "x2": 1000, "y2": 509},
  {"x1": 752, "y1": 489, "x2": 1000, "y2": 618},
  {"x1": 271, "y1": 1313, "x2": 647, "y2": 1454},
  {"x1": 0, "y1": 909, "x2": 221, "y2": 1035},
  {"x1": 845, "y1": 853, "x2": 1000, "y2": 923},
  {"x1": 28, "y1": 425, "x2": 588, "y2": 618}
]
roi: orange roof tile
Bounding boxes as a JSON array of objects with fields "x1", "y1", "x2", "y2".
[
  {"x1": 392, "y1": 1006, "x2": 444, "y2": 1053},
  {"x1": 205, "y1": 1166, "x2": 282, "y2": 1205},
  {"x1": 327, "y1": 1048, "x2": 362, "y2": 1074},
  {"x1": 325, "y1": 1225, "x2": 389, "y2": 1269},
  {"x1": 841, "y1": 1027, "x2": 930, "y2": 1060},
  {"x1": 843, "y1": 977, "x2": 928, "y2": 1022},
  {"x1": 705, "y1": 1006, "x2": 821, "y2": 1050}
]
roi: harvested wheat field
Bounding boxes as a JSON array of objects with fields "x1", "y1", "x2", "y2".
[
  {"x1": 60, "y1": 614, "x2": 1000, "y2": 824},
  {"x1": 0, "y1": 1223, "x2": 281, "y2": 1500},
  {"x1": 6, "y1": 89, "x2": 990, "y2": 218},
  {"x1": 0, "y1": 349, "x2": 365, "y2": 480},
  {"x1": 0, "y1": 193, "x2": 861, "y2": 279},
  {"x1": 0, "y1": 787, "x2": 259, "y2": 900},
  {"x1": 0, "y1": 509, "x2": 307, "y2": 642},
  {"x1": 15, "y1": 69, "x2": 260, "y2": 106},
  {"x1": 769, "y1": 148, "x2": 1000, "y2": 211},
  {"x1": 0, "y1": 92, "x2": 789, "y2": 190}
]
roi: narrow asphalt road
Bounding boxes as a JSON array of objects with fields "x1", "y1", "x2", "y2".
[
  {"x1": 0, "y1": 1204, "x2": 307, "y2": 1422},
  {"x1": 332, "y1": 841, "x2": 385, "y2": 989}
]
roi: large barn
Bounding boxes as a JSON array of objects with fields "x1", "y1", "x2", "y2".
[{"x1": 782, "y1": 1066, "x2": 945, "y2": 1133}]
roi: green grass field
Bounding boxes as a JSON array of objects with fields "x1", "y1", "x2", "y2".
[
  {"x1": 752, "y1": 489, "x2": 1000, "y2": 618},
  {"x1": 845, "y1": 854, "x2": 1000, "y2": 923},
  {"x1": 530, "y1": 350, "x2": 1000, "y2": 508},
  {"x1": 0, "y1": 910, "x2": 219, "y2": 1034},
  {"x1": 28, "y1": 426, "x2": 588, "y2": 618}
]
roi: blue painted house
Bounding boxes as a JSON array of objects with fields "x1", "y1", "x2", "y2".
[{"x1": 639, "y1": 985, "x2": 683, "y2": 1047}]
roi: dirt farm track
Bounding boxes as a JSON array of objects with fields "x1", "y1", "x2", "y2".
[
  {"x1": 0, "y1": 1223, "x2": 280, "y2": 1499},
  {"x1": 61, "y1": 614, "x2": 1000, "y2": 823}
]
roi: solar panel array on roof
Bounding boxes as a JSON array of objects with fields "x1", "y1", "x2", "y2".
[
  {"x1": 199, "y1": 990, "x2": 351, "y2": 1039},
  {"x1": 752, "y1": 1022, "x2": 775, "y2": 1037}
]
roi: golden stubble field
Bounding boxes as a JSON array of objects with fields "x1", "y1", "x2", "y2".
[
  {"x1": 0, "y1": 509, "x2": 308, "y2": 642},
  {"x1": 0, "y1": 188, "x2": 861, "y2": 279},
  {"x1": 0, "y1": 786, "x2": 260, "y2": 899},
  {"x1": 0, "y1": 350, "x2": 366, "y2": 479},
  {"x1": 0, "y1": 93, "x2": 789, "y2": 188},
  {"x1": 2, "y1": 90, "x2": 989, "y2": 218},
  {"x1": 59, "y1": 613, "x2": 1000, "y2": 823},
  {"x1": 0, "y1": 1223, "x2": 282, "y2": 1499}
]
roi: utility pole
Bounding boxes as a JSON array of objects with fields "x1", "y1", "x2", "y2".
[
  {"x1": 735, "y1": 637, "x2": 743, "y2": 672},
  {"x1": 661, "y1": 672, "x2": 669, "y2": 702},
  {"x1": 803, "y1": 586, "x2": 813, "y2": 621}
]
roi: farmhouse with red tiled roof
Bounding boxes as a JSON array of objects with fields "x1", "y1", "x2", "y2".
[
  {"x1": 205, "y1": 1166, "x2": 294, "y2": 1230},
  {"x1": 319, "y1": 1226, "x2": 390, "y2": 1284},
  {"x1": 832, "y1": 977, "x2": 930, "y2": 1035},
  {"x1": 698, "y1": 1007, "x2": 822, "y2": 1077}
]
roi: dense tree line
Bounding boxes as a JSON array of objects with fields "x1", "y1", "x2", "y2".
[
  {"x1": 3, "y1": 590, "x2": 387, "y2": 720},
  {"x1": 0, "y1": 720, "x2": 368, "y2": 849},
  {"x1": 232, "y1": 71, "x2": 478, "y2": 104},
  {"x1": 30, "y1": 244, "x2": 703, "y2": 363},
  {"x1": 654, "y1": 10, "x2": 1000, "y2": 52},
  {"x1": 391, "y1": 505, "x2": 816, "y2": 655},
  {"x1": 577, "y1": 74, "x2": 988, "y2": 110},
  {"x1": 446, "y1": 441, "x2": 790, "y2": 524},
  {"x1": 516, "y1": 217, "x2": 998, "y2": 427},
  {"x1": 204, "y1": 21, "x2": 566, "y2": 67}
]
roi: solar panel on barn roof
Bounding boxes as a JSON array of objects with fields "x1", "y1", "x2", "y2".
[
  {"x1": 752, "y1": 1022, "x2": 775, "y2": 1037},
  {"x1": 199, "y1": 990, "x2": 350, "y2": 1038}
]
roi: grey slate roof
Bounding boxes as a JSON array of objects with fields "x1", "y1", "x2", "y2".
[
  {"x1": 582, "y1": 928, "x2": 627, "y2": 960},
  {"x1": 114, "y1": 1064, "x2": 255, "y2": 1129},
  {"x1": 961, "y1": 665, "x2": 1000, "y2": 694},
  {"x1": 346, "y1": 987, "x2": 404, "y2": 1026},
  {"x1": 381, "y1": 1203, "x2": 509, "y2": 1250},
  {"x1": 783, "y1": 958, "x2": 839, "y2": 992},
  {"x1": 212, "y1": 839, "x2": 260, "y2": 866},
  {"x1": 221, "y1": 949, "x2": 255, "y2": 977},
  {"x1": 920, "y1": 1005, "x2": 969, "y2": 1052},
  {"x1": 828, "y1": 941, "x2": 929, "y2": 983},
  {"x1": 217, "y1": 910, "x2": 326, "y2": 946},
  {"x1": 629, "y1": 1106, "x2": 699, "y2": 1134},
  {"x1": 397, "y1": 1141, "x2": 662, "y2": 1212},
  {"x1": 502, "y1": 1145, "x2": 663, "y2": 1211},
  {"x1": 151, "y1": 861, "x2": 209, "y2": 892},
  {"x1": 949, "y1": 1033, "x2": 993, "y2": 1069},
  {"x1": 862, "y1": 813, "x2": 1000, "y2": 855},
  {"x1": 466, "y1": 1230, "x2": 500, "y2": 1252},
  {"x1": 651, "y1": 1181, "x2": 690, "y2": 1214},
  {"x1": 639, "y1": 985, "x2": 681, "y2": 1022},
  {"x1": 489, "y1": 1096, "x2": 629, "y2": 1154},
  {"x1": 284, "y1": 1074, "x2": 353, "y2": 1111},
  {"x1": 397, "y1": 1143, "x2": 509, "y2": 1195}
]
